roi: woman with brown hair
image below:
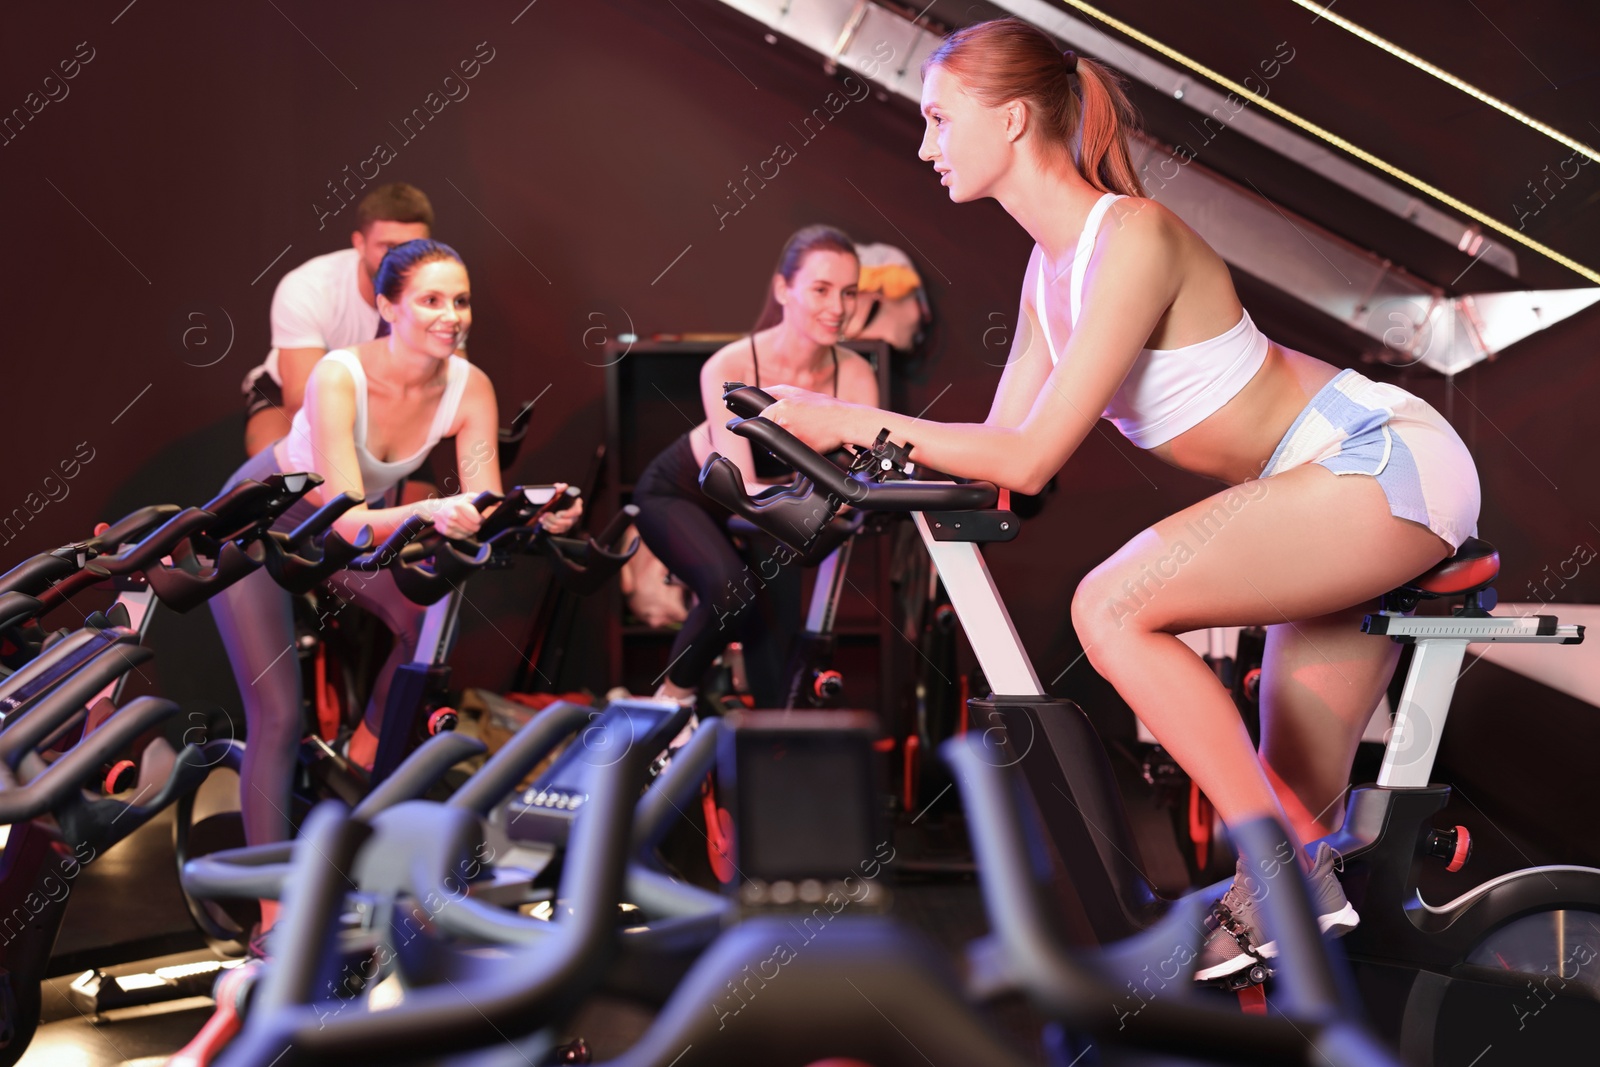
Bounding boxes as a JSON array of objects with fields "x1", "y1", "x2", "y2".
[
  {"x1": 763, "y1": 18, "x2": 1480, "y2": 980},
  {"x1": 631, "y1": 225, "x2": 880, "y2": 711}
]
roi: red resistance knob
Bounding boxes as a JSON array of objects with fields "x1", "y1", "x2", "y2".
[
  {"x1": 1241, "y1": 667, "x2": 1263, "y2": 704},
  {"x1": 548, "y1": 1037, "x2": 592, "y2": 1064},
  {"x1": 1425, "y1": 825, "x2": 1472, "y2": 872},
  {"x1": 103, "y1": 759, "x2": 138, "y2": 795},
  {"x1": 427, "y1": 707, "x2": 460, "y2": 735},
  {"x1": 813, "y1": 670, "x2": 844, "y2": 700}
]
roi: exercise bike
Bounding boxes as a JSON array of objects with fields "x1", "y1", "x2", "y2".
[
  {"x1": 174, "y1": 481, "x2": 639, "y2": 954},
  {"x1": 700, "y1": 383, "x2": 1599, "y2": 1063},
  {"x1": 698, "y1": 382, "x2": 1180, "y2": 951},
  {"x1": 1316, "y1": 538, "x2": 1595, "y2": 1065},
  {"x1": 0, "y1": 479, "x2": 325, "y2": 1065}
]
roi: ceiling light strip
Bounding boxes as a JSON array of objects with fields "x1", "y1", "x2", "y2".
[
  {"x1": 1054, "y1": 0, "x2": 1599, "y2": 284},
  {"x1": 1286, "y1": 0, "x2": 1598, "y2": 165}
]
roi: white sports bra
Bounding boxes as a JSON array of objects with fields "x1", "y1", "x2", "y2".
[
  {"x1": 282, "y1": 349, "x2": 471, "y2": 501},
  {"x1": 1035, "y1": 193, "x2": 1270, "y2": 449}
]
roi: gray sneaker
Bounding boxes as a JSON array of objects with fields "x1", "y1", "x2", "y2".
[{"x1": 1193, "y1": 842, "x2": 1359, "y2": 982}]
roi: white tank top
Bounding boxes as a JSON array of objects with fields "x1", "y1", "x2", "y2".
[
  {"x1": 1036, "y1": 193, "x2": 1270, "y2": 449},
  {"x1": 281, "y1": 349, "x2": 471, "y2": 502}
]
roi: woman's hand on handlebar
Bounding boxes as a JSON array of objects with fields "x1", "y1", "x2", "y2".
[
  {"x1": 537, "y1": 484, "x2": 584, "y2": 534},
  {"x1": 422, "y1": 494, "x2": 483, "y2": 541},
  {"x1": 763, "y1": 385, "x2": 852, "y2": 455}
]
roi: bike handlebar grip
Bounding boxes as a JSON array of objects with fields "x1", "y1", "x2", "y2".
[
  {"x1": 252, "y1": 803, "x2": 372, "y2": 1016},
  {"x1": 698, "y1": 453, "x2": 835, "y2": 550},
  {"x1": 728, "y1": 418, "x2": 854, "y2": 495},
  {"x1": 548, "y1": 484, "x2": 581, "y2": 512},
  {"x1": 222, "y1": 473, "x2": 319, "y2": 545},
  {"x1": 722, "y1": 381, "x2": 776, "y2": 416},
  {"x1": 197, "y1": 479, "x2": 265, "y2": 517},
  {"x1": 941, "y1": 736, "x2": 1380, "y2": 1061},
  {"x1": 85, "y1": 508, "x2": 216, "y2": 580},
  {"x1": 144, "y1": 538, "x2": 266, "y2": 613},
  {"x1": 448, "y1": 700, "x2": 593, "y2": 816},
  {"x1": 0, "y1": 592, "x2": 41, "y2": 631},
  {"x1": 199, "y1": 476, "x2": 313, "y2": 544},
  {"x1": 84, "y1": 504, "x2": 183, "y2": 556},
  {"x1": 596, "y1": 504, "x2": 639, "y2": 550},
  {"x1": 180, "y1": 843, "x2": 295, "y2": 901},
  {"x1": 0, "y1": 641, "x2": 153, "y2": 765},
  {"x1": 0, "y1": 696, "x2": 180, "y2": 823},
  {"x1": 0, "y1": 553, "x2": 77, "y2": 599},
  {"x1": 73, "y1": 741, "x2": 225, "y2": 849},
  {"x1": 353, "y1": 733, "x2": 486, "y2": 821},
  {"x1": 355, "y1": 514, "x2": 429, "y2": 570},
  {"x1": 469, "y1": 491, "x2": 503, "y2": 513},
  {"x1": 286, "y1": 492, "x2": 362, "y2": 549}
]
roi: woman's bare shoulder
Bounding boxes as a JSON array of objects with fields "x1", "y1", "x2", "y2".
[
  {"x1": 1103, "y1": 196, "x2": 1183, "y2": 246},
  {"x1": 701, "y1": 336, "x2": 756, "y2": 385},
  {"x1": 835, "y1": 347, "x2": 882, "y2": 404}
]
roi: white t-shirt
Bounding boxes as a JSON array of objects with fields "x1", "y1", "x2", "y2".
[{"x1": 241, "y1": 247, "x2": 381, "y2": 393}]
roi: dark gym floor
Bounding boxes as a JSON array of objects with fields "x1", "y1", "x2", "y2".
[{"x1": 21, "y1": 769, "x2": 237, "y2": 1067}]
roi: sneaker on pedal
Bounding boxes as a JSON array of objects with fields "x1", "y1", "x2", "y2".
[{"x1": 1193, "y1": 842, "x2": 1358, "y2": 982}]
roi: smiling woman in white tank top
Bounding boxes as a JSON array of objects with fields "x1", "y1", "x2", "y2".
[
  {"x1": 207, "y1": 240, "x2": 583, "y2": 951},
  {"x1": 762, "y1": 18, "x2": 1480, "y2": 981}
]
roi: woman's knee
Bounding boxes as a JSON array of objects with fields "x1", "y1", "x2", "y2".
[{"x1": 1071, "y1": 564, "x2": 1155, "y2": 662}]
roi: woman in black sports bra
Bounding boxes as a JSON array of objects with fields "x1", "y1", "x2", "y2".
[
  {"x1": 632, "y1": 225, "x2": 880, "y2": 709},
  {"x1": 748, "y1": 338, "x2": 839, "y2": 480}
]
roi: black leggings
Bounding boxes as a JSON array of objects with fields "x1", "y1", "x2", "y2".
[
  {"x1": 632, "y1": 435, "x2": 803, "y2": 707},
  {"x1": 209, "y1": 447, "x2": 423, "y2": 846}
]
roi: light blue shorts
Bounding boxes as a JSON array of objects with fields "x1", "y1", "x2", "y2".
[{"x1": 1262, "y1": 369, "x2": 1480, "y2": 550}]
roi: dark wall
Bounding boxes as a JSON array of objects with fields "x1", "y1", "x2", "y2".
[
  {"x1": 0, "y1": 0, "x2": 1030, "y2": 700},
  {"x1": 3, "y1": 2, "x2": 1597, "y2": 854}
]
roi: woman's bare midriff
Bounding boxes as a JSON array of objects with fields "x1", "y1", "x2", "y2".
[{"x1": 1149, "y1": 343, "x2": 1340, "y2": 486}]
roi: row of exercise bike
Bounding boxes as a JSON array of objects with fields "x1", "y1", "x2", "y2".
[
  {"x1": 0, "y1": 422, "x2": 639, "y2": 1063},
  {"x1": 0, "y1": 385, "x2": 1594, "y2": 1065}
]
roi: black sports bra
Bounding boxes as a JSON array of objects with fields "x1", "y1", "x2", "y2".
[{"x1": 749, "y1": 335, "x2": 839, "y2": 481}]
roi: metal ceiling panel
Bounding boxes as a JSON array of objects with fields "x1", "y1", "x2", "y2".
[
  {"x1": 989, "y1": 0, "x2": 1521, "y2": 278},
  {"x1": 712, "y1": 0, "x2": 1597, "y2": 373}
]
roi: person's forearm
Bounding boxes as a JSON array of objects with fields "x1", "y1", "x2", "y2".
[{"x1": 838, "y1": 403, "x2": 1049, "y2": 493}]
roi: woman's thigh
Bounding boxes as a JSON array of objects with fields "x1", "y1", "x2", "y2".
[
  {"x1": 1072, "y1": 465, "x2": 1451, "y2": 642},
  {"x1": 633, "y1": 490, "x2": 748, "y2": 602}
]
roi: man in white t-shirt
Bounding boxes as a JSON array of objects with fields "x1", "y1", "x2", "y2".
[{"x1": 242, "y1": 183, "x2": 436, "y2": 456}]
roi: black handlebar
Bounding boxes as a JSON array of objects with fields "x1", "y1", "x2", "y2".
[
  {"x1": 698, "y1": 383, "x2": 997, "y2": 553},
  {"x1": 262, "y1": 492, "x2": 373, "y2": 595},
  {"x1": 594, "y1": 503, "x2": 636, "y2": 550},
  {"x1": 285, "y1": 492, "x2": 363, "y2": 551},
  {"x1": 0, "y1": 695, "x2": 181, "y2": 825},
  {"x1": 79, "y1": 504, "x2": 184, "y2": 557},
  {"x1": 216, "y1": 720, "x2": 651, "y2": 1067},
  {"x1": 181, "y1": 731, "x2": 486, "y2": 904},
  {"x1": 350, "y1": 515, "x2": 431, "y2": 573},
  {"x1": 942, "y1": 736, "x2": 1398, "y2": 1067},
  {"x1": 497, "y1": 398, "x2": 536, "y2": 473},
  {"x1": 197, "y1": 473, "x2": 320, "y2": 546}
]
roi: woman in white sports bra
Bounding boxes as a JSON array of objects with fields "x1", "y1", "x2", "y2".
[
  {"x1": 763, "y1": 17, "x2": 1480, "y2": 980},
  {"x1": 209, "y1": 239, "x2": 581, "y2": 949}
]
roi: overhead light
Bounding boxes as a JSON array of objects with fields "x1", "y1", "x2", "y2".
[
  {"x1": 1288, "y1": 0, "x2": 1598, "y2": 166},
  {"x1": 1053, "y1": 0, "x2": 1600, "y2": 284}
]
